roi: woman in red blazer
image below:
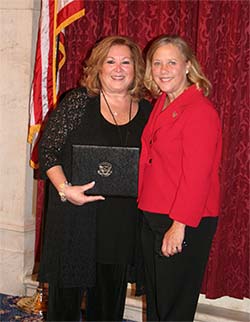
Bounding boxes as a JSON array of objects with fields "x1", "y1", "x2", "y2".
[{"x1": 138, "y1": 35, "x2": 222, "y2": 322}]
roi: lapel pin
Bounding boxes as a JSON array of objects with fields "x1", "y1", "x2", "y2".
[{"x1": 172, "y1": 111, "x2": 178, "y2": 118}]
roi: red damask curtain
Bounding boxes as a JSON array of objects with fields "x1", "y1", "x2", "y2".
[{"x1": 35, "y1": 0, "x2": 249, "y2": 299}]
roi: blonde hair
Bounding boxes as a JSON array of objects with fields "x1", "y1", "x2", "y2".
[
  {"x1": 144, "y1": 35, "x2": 211, "y2": 97},
  {"x1": 80, "y1": 36, "x2": 146, "y2": 100}
]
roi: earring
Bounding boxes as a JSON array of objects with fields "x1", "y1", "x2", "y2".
[{"x1": 186, "y1": 70, "x2": 189, "y2": 74}]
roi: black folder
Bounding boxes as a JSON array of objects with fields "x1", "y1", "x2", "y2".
[{"x1": 71, "y1": 145, "x2": 140, "y2": 197}]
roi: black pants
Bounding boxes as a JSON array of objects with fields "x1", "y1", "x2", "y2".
[
  {"x1": 141, "y1": 212, "x2": 218, "y2": 322},
  {"x1": 86, "y1": 262, "x2": 128, "y2": 321},
  {"x1": 47, "y1": 285, "x2": 84, "y2": 321},
  {"x1": 46, "y1": 263, "x2": 128, "y2": 322}
]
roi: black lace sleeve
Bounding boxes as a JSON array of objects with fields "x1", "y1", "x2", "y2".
[{"x1": 39, "y1": 88, "x2": 89, "y2": 178}]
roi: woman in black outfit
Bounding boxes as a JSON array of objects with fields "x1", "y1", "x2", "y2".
[{"x1": 38, "y1": 35, "x2": 151, "y2": 321}]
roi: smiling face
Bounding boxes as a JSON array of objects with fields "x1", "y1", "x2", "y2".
[
  {"x1": 152, "y1": 44, "x2": 191, "y2": 102},
  {"x1": 99, "y1": 44, "x2": 135, "y2": 95}
]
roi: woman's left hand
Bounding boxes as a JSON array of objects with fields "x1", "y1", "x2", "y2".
[{"x1": 161, "y1": 220, "x2": 186, "y2": 257}]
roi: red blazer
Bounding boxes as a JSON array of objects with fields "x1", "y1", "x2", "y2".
[{"x1": 138, "y1": 85, "x2": 222, "y2": 227}]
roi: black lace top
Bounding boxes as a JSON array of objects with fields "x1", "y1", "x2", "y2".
[{"x1": 38, "y1": 88, "x2": 152, "y2": 288}]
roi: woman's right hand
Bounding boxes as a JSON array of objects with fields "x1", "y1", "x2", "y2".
[
  {"x1": 161, "y1": 220, "x2": 186, "y2": 257},
  {"x1": 64, "y1": 181, "x2": 105, "y2": 206}
]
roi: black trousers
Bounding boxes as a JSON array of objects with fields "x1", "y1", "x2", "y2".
[
  {"x1": 47, "y1": 285, "x2": 84, "y2": 321},
  {"x1": 86, "y1": 262, "x2": 128, "y2": 321},
  {"x1": 141, "y1": 212, "x2": 218, "y2": 322},
  {"x1": 46, "y1": 263, "x2": 128, "y2": 322}
]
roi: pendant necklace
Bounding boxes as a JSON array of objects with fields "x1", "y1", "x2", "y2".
[{"x1": 101, "y1": 90, "x2": 132, "y2": 146}]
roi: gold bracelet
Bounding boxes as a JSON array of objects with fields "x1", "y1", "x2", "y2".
[{"x1": 58, "y1": 181, "x2": 71, "y2": 202}]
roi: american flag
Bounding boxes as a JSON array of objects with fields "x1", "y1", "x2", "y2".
[{"x1": 28, "y1": 0, "x2": 85, "y2": 169}]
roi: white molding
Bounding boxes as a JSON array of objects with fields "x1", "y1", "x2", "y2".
[
  {"x1": 124, "y1": 293, "x2": 250, "y2": 322},
  {"x1": 0, "y1": 222, "x2": 35, "y2": 232}
]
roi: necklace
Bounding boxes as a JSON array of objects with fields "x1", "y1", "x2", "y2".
[{"x1": 101, "y1": 90, "x2": 132, "y2": 146}]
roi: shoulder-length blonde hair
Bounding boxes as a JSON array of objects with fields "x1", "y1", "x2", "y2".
[
  {"x1": 80, "y1": 36, "x2": 146, "y2": 100},
  {"x1": 144, "y1": 35, "x2": 212, "y2": 97}
]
